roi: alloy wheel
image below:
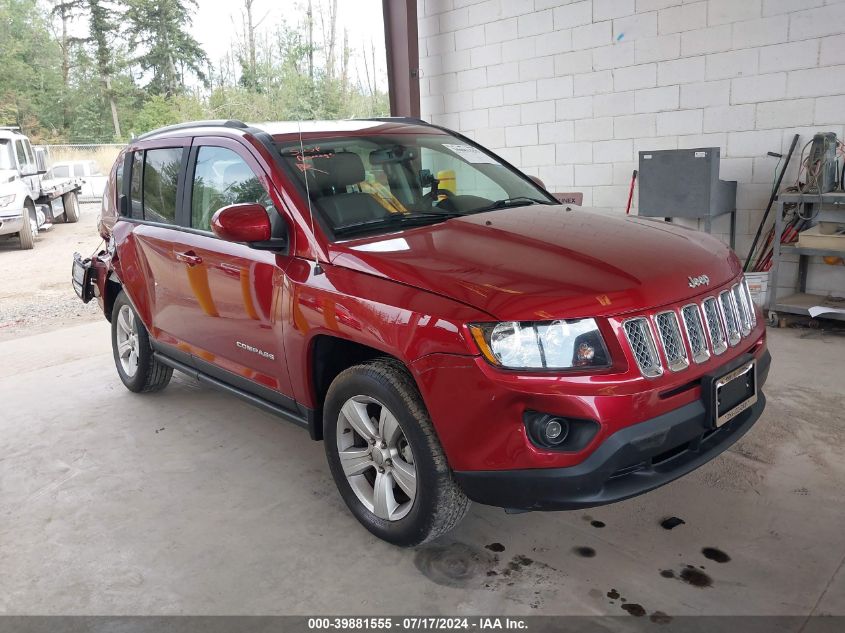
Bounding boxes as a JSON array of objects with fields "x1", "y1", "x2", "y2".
[
  {"x1": 336, "y1": 395, "x2": 417, "y2": 521},
  {"x1": 115, "y1": 305, "x2": 140, "y2": 378}
]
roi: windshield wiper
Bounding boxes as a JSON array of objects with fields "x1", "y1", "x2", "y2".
[
  {"x1": 333, "y1": 211, "x2": 464, "y2": 237},
  {"x1": 470, "y1": 196, "x2": 552, "y2": 214}
]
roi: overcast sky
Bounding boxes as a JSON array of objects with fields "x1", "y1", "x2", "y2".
[{"x1": 191, "y1": 0, "x2": 388, "y2": 89}]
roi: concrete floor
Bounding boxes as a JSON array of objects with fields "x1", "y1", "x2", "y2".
[{"x1": 1, "y1": 322, "x2": 844, "y2": 619}]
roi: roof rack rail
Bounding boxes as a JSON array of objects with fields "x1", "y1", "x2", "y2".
[
  {"x1": 365, "y1": 116, "x2": 429, "y2": 126},
  {"x1": 134, "y1": 119, "x2": 248, "y2": 141}
]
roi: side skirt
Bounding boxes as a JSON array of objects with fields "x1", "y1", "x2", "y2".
[{"x1": 152, "y1": 351, "x2": 318, "y2": 436}]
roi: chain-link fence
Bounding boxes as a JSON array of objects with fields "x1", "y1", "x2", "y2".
[
  {"x1": 41, "y1": 143, "x2": 125, "y2": 177},
  {"x1": 39, "y1": 144, "x2": 125, "y2": 201}
]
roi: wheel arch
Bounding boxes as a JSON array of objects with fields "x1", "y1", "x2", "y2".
[
  {"x1": 309, "y1": 334, "x2": 411, "y2": 441},
  {"x1": 103, "y1": 274, "x2": 123, "y2": 322}
]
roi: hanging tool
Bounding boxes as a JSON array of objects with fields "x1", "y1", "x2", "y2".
[
  {"x1": 743, "y1": 134, "x2": 800, "y2": 272},
  {"x1": 625, "y1": 169, "x2": 637, "y2": 215}
]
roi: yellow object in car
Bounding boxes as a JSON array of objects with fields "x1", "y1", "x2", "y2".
[
  {"x1": 437, "y1": 170, "x2": 456, "y2": 200},
  {"x1": 359, "y1": 177, "x2": 407, "y2": 214}
]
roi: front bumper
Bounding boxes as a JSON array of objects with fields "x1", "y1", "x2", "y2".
[
  {"x1": 0, "y1": 210, "x2": 25, "y2": 236},
  {"x1": 454, "y1": 349, "x2": 770, "y2": 511}
]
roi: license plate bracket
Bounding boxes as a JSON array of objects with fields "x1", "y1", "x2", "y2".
[{"x1": 703, "y1": 354, "x2": 758, "y2": 428}]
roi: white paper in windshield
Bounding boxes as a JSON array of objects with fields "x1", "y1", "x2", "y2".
[{"x1": 442, "y1": 143, "x2": 497, "y2": 164}]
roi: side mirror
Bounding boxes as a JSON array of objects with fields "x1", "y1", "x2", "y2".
[
  {"x1": 20, "y1": 163, "x2": 40, "y2": 177},
  {"x1": 212, "y1": 203, "x2": 285, "y2": 251},
  {"x1": 527, "y1": 175, "x2": 546, "y2": 190}
]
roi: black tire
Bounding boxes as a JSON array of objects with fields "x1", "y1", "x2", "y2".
[
  {"x1": 111, "y1": 291, "x2": 172, "y2": 393},
  {"x1": 18, "y1": 201, "x2": 36, "y2": 250},
  {"x1": 62, "y1": 191, "x2": 80, "y2": 223},
  {"x1": 324, "y1": 358, "x2": 470, "y2": 546}
]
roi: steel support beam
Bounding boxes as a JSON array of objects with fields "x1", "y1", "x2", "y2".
[{"x1": 382, "y1": 0, "x2": 420, "y2": 117}]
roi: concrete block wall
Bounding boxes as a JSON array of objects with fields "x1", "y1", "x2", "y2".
[{"x1": 419, "y1": 0, "x2": 845, "y2": 301}]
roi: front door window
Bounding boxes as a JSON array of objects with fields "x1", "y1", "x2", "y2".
[{"x1": 191, "y1": 146, "x2": 271, "y2": 231}]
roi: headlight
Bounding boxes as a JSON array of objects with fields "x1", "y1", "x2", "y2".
[
  {"x1": 469, "y1": 319, "x2": 610, "y2": 370},
  {"x1": 0, "y1": 194, "x2": 15, "y2": 208}
]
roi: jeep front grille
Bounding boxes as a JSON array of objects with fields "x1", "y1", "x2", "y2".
[
  {"x1": 741, "y1": 278, "x2": 757, "y2": 327},
  {"x1": 719, "y1": 290, "x2": 742, "y2": 346},
  {"x1": 732, "y1": 283, "x2": 752, "y2": 335},
  {"x1": 654, "y1": 311, "x2": 689, "y2": 372},
  {"x1": 681, "y1": 304, "x2": 710, "y2": 364},
  {"x1": 622, "y1": 281, "x2": 756, "y2": 377},
  {"x1": 623, "y1": 317, "x2": 663, "y2": 378},
  {"x1": 702, "y1": 297, "x2": 728, "y2": 355}
]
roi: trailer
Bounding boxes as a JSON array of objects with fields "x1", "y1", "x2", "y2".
[{"x1": 0, "y1": 127, "x2": 83, "y2": 249}]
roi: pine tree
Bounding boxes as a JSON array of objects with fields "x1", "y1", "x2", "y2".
[{"x1": 125, "y1": 0, "x2": 208, "y2": 97}]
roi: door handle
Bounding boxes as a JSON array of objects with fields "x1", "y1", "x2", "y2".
[{"x1": 175, "y1": 250, "x2": 203, "y2": 266}]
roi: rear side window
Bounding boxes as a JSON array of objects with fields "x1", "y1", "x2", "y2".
[
  {"x1": 143, "y1": 148, "x2": 182, "y2": 223},
  {"x1": 129, "y1": 151, "x2": 143, "y2": 219},
  {"x1": 191, "y1": 146, "x2": 269, "y2": 231},
  {"x1": 52, "y1": 165, "x2": 70, "y2": 179},
  {"x1": 115, "y1": 157, "x2": 124, "y2": 200}
]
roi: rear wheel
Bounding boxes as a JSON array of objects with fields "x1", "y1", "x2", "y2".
[
  {"x1": 62, "y1": 191, "x2": 80, "y2": 223},
  {"x1": 18, "y1": 202, "x2": 36, "y2": 250},
  {"x1": 324, "y1": 358, "x2": 470, "y2": 546},
  {"x1": 111, "y1": 292, "x2": 172, "y2": 393}
]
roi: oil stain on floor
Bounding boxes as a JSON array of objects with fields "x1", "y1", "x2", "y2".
[
  {"x1": 573, "y1": 546, "x2": 596, "y2": 558},
  {"x1": 702, "y1": 547, "x2": 731, "y2": 563}
]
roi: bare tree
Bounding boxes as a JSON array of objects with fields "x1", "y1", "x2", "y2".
[
  {"x1": 49, "y1": 0, "x2": 80, "y2": 132},
  {"x1": 306, "y1": 0, "x2": 314, "y2": 80},
  {"x1": 340, "y1": 27, "x2": 349, "y2": 89},
  {"x1": 322, "y1": 0, "x2": 338, "y2": 78},
  {"x1": 88, "y1": 0, "x2": 121, "y2": 138}
]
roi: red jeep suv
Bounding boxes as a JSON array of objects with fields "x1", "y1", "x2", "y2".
[{"x1": 74, "y1": 118, "x2": 769, "y2": 546}]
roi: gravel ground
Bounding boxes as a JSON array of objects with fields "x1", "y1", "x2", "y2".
[{"x1": 0, "y1": 202, "x2": 103, "y2": 342}]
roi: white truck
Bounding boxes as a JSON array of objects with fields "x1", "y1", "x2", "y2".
[
  {"x1": 47, "y1": 159, "x2": 108, "y2": 200},
  {"x1": 0, "y1": 127, "x2": 83, "y2": 249}
]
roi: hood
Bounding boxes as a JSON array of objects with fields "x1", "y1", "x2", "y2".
[{"x1": 329, "y1": 205, "x2": 742, "y2": 321}]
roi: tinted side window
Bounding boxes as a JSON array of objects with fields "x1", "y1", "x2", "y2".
[
  {"x1": 52, "y1": 165, "x2": 70, "y2": 179},
  {"x1": 115, "y1": 157, "x2": 124, "y2": 200},
  {"x1": 23, "y1": 140, "x2": 34, "y2": 163},
  {"x1": 191, "y1": 146, "x2": 269, "y2": 231},
  {"x1": 129, "y1": 151, "x2": 143, "y2": 219},
  {"x1": 143, "y1": 148, "x2": 182, "y2": 224},
  {"x1": 14, "y1": 141, "x2": 27, "y2": 168}
]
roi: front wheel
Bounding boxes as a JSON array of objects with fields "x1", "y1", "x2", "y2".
[
  {"x1": 19, "y1": 202, "x2": 37, "y2": 250},
  {"x1": 62, "y1": 191, "x2": 80, "y2": 223},
  {"x1": 111, "y1": 291, "x2": 172, "y2": 393},
  {"x1": 324, "y1": 359, "x2": 470, "y2": 546}
]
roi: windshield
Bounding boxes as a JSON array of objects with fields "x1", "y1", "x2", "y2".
[
  {"x1": 276, "y1": 133, "x2": 556, "y2": 238},
  {"x1": 0, "y1": 140, "x2": 14, "y2": 170}
]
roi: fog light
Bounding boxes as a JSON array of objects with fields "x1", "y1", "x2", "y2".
[
  {"x1": 545, "y1": 418, "x2": 563, "y2": 439},
  {"x1": 528, "y1": 414, "x2": 570, "y2": 447},
  {"x1": 524, "y1": 411, "x2": 600, "y2": 452}
]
